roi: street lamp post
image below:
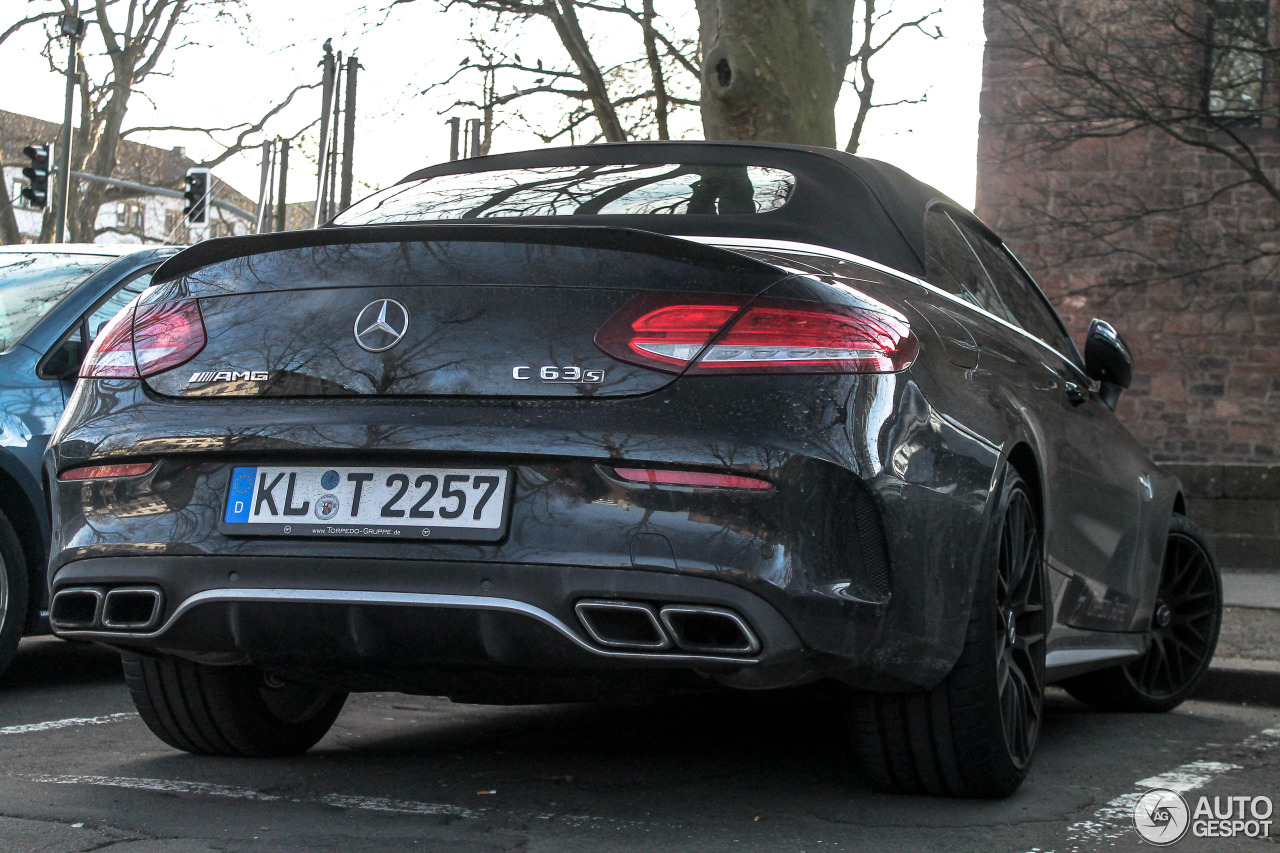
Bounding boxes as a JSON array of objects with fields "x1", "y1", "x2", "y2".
[{"x1": 54, "y1": 3, "x2": 85, "y2": 244}]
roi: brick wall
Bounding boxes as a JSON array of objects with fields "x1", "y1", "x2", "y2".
[{"x1": 975, "y1": 2, "x2": 1280, "y2": 467}]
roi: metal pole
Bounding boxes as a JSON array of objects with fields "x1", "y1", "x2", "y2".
[
  {"x1": 262, "y1": 143, "x2": 277, "y2": 234},
  {"x1": 340, "y1": 56, "x2": 359, "y2": 212},
  {"x1": 254, "y1": 140, "x2": 272, "y2": 234},
  {"x1": 468, "y1": 118, "x2": 483, "y2": 158},
  {"x1": 275, "y1": 139, "x2": 290, "y2": 233},
  {"x1": 327, "y1": 53, "x2": 342, "y2": 221},
  {"x1": 54, "y1": 1, "x2": 81, "y2": 243},
  {"x1": 312, "y1": 40, "x2": 336, "y2": 228},
  {"x1": 69, "y1": 170, "x2": 256, "y2": 222},
  {"x1": 448, "y1": 118, "x2": 461, "y2": 162}
]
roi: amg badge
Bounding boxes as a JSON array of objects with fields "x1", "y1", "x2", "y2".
[{"x1": 189, "y1": 370, "x2": 272, "y2": 383}]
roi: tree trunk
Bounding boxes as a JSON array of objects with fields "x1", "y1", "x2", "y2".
[
  {"x1": 0, "y1": 151, "x2": 22, "y2": 244},
  {"x1": 696, "y1": 0, "x2": 854, "y2": 146}
]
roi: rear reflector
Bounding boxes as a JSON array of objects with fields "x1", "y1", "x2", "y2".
[
  {"x1": 81, "y1": 299, "x2": 206, "y2": 379},
  {"x1": 613, "y1": 467, "x2": 773, "y2": 490},
  {"x1": 595, "y1": 293, "x2": 916, "y2": 375},
  {"x1": 59, "y1": 463, "x2": 155, "y2": 482}
]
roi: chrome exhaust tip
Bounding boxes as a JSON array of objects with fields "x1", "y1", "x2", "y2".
[
  {"x1": 50, "y1": 587, "x2": 105, "y2": 631},
  {"x1": 101, "y1": 587, "x2": 164, "y2": 631},
  {"x1": 574, "y1": 600, "x2": 671, "y2": 650},
  {"x1": 659, "y1": 605, "x2": 760, "y2": 655}
]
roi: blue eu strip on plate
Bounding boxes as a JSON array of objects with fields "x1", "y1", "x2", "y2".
[{"x1": 224, "y1": 467, "x2": 258, "y2": 523}]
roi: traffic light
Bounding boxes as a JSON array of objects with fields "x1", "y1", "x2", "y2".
[
  {"x1": 183, "y1": 168, "x2": 210, "y2": 224},
  {"x1": 21, "y1": 143, "x2": 52, "y2": 209}
]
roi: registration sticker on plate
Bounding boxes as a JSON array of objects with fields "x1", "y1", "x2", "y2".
[{"x1": 220, "y1": 465, "x2": 511, "y2": 540}]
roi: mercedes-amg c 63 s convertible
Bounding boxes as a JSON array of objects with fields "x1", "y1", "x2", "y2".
[{"x1": 45, "y1": 142, "x2": 1222, "y2": 798}]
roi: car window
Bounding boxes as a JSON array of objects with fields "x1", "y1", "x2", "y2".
[
  {"x1": 87, "y1": 270, "x2": 154, "y2": 340},
  {"x1": 0, "y1": 252, "x2": 113, "y2": 352},
  {"x1": 951, "y1": 220, "x2": 1075, "y2": 357},
  {"x1": 923, "y1": 210, "x2": 1016, "y2": 323}
]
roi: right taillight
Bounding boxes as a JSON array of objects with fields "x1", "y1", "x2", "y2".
[
  {"x1": 81, "y1": 299, "x2": 206, "y2": 379},
  {"x1": 595, "y1": 292, "x2": 917, "y2": 375}
]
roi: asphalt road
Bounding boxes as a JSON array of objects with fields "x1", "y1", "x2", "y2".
[{"x1": 1, "y1": 637, "x2": 1277, "y2": 853}]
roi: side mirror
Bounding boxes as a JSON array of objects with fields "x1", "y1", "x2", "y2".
[{"x1": 1084, "y1": 319, "x2": 1134, "y2": 411}]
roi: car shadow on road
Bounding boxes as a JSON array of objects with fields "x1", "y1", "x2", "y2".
[{"x1": 1, "y1": 636, "x2": 123, "y2": 690}]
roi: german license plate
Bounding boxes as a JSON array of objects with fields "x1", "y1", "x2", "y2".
[{"x1": 220, "y1": 465, "x2": 511, "y2": 540}]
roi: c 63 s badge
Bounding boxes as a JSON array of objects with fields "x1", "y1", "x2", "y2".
[
  {"x1": 512, "y1": 365, "x2": 605, "y2": 383},
  {"x1": 189, "y1": 370, "x2": 272, "y2": 383}
]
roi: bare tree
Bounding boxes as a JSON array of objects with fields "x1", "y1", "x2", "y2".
[
  {"x1": 404, "y1": 0, "x2": 700, "y2": 146},
  {"x1": 413, "y1": 0, "x2": 940, "y2": 151},
  {"x1": 7, "y1": 0, "x2": 316, "y2": 243},
  {"x1": 983, "y1": 0, "x2": 1280, "y2": 284}
]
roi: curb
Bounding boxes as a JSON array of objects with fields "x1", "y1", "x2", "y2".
[{"x1": 1197, "y1": 658, "x2": 1280, "y2": 708}]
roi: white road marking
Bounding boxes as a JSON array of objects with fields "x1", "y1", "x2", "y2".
[
  {"x1": 30, "y1": 775, "x2": 284, "y2": 802},
  {"x1": 22, "y1": 774, "x2": 666, "y2": 828},
  {"x1": 1052, "y1": 725, "x2": 1280, "y2": 853},
  {"x1": 0, "y1": 712, "x2": 137, "y2": 735},
  {"x1": 318, "y1": 794, "x2": 479, "y2": 819},
  {"x1": 28, "y1": 775, "x2": 478, "y2": 819}
]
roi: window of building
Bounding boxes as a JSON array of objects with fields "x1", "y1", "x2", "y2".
[
  {"x1": 1204, "y1": 0, "x2": 1272, "y2": 120},
  {"x1": 115, "y1": 200, "x2": 146, "y2": 233}
]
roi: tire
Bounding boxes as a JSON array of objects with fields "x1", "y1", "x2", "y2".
[
  {"x1": 1061, "y1": 514, "x2": 1222, "y2": 713},
  {"x1": 846, "y1": 469, "x2": 1048, "y2": 798},
  {"x1": 121, "y1": 653, "x2": 347, "y2": 756},
  {"x1": 0, "y1": 509, "x2": 30, "y2": 680}
]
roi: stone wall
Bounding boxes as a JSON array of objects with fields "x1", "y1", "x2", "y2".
[
  {"x1": 976, "y1": 4, "x2": 1280, "y2": 466},
  {"x1": 975, "y1": 1, "x2": 1280, "y2": 566}
]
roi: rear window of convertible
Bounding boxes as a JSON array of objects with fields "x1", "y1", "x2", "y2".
[{"x1": 333, "y1": 163, "x2": 795, "y2": 224}]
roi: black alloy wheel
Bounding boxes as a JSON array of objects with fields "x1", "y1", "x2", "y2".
[
  {"x1": 995, "y1": 484, "x2": 1047, "y2": 770},
  {"x1": 1063, "y1": 514, "x2": 1222, "y2": 713},
  {"x1": 847, "y1": 468, "x2": 1047, "y2": 798}
]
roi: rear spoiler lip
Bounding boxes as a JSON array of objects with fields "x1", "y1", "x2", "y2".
[{"x1": 152, "y1": 222, "x2": 783, "y2": 285}]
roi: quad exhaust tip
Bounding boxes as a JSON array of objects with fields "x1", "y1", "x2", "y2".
[
  {"x1": 51, "y1": 586, "x2": 163, "y2": 632},
  {"x1": 574, "y1": 600, "x2": 671, "y2": 650},
  {"x1": 659, "y1": 605, "x2": 761, "y2": 655},
  {"x1": 574, "y1": 599, "x2": 760, "y2": 656}
]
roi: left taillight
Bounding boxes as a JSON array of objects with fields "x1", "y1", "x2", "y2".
[
  {"x1": 595, "y1": 292, "x2": 917, "y2": 375},
  {"x1": 81, "y1": 299, "x2": 206, "y2": 379}
]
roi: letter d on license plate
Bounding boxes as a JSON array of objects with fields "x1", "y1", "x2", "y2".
[{"x1": 221, "y1": 465, "x2": 510, "y2": 541}]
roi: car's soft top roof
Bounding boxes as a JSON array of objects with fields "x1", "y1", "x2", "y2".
[{"x1": 393, "y1": 141, "x2": 960, "y2": 280}]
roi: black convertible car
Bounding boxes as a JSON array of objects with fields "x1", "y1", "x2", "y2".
[{"x1": 45, "y1": 142, "x2": 1221, "y2": 798}]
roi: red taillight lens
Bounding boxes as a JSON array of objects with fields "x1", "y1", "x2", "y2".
[
  {"x1": 80, "y1": 299, "x2": 206, "y2": 379},
  {"x1": 80, "y1": 304, "x2": 138, "y2": 378},
  {"x1": 595, "y1": 293, "x2": 916, "y2": 375},
  {"x1": 133, "y1": 300, "x2": 206, "y2": 377},
  {"x1": 58, "y1": 463, "x2": 155, "y2": 481},
  {"x1": 613, "y1": 467, "x2": 773, "y2": 490},
  {"x1": 595, "y1": 293, "x2": 750, "y2": 374}
]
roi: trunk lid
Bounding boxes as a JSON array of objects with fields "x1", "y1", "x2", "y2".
[{"x1": 140, "y1": 226, "x2": 788, "y2": 399}]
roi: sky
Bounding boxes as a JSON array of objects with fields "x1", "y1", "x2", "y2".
[{"x1": 2, "y1": 0, "x2": 987, "y2": 211}]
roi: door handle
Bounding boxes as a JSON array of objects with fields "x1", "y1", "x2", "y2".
[{"x1": 1064, "y1": 381, "x2": 1087, "y2": 405}]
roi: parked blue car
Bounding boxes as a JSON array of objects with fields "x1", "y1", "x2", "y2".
[{"x1": 0, "y1": 244, "x2": 179, "y2": 676}]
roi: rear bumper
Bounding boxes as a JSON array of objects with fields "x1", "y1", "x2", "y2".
[{"x1": 50, "y1": 555, "x2": 931, "y2": 694}]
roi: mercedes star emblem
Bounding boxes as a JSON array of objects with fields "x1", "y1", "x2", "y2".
[{"x1": 354, "y1": 298, "x2": 409, "y2": 352}]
